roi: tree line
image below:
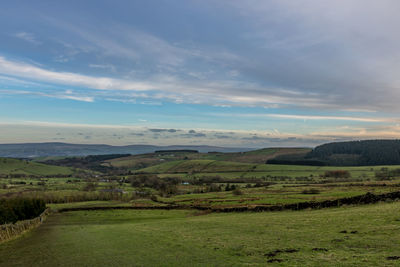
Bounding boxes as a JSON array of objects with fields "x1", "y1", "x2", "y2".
[
  {"x1": 0, "y1": 198, "x2": 46, "y2": 224},
  {"x1": 269, "y1": 140, "x2": 400, "y2": 166}
]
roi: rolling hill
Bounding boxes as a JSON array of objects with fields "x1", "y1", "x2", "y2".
[
  {"x1": 104, "y1": 147, "x2": 311, "y2": 171},
  {"x1": 0, "y1": 158, "x2": 75, "y2": 176}
]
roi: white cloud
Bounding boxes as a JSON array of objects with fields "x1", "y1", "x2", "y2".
[
  {"x1": 0, "y1": 56, "x2": 153, "y2": 91},
  {"x1": 0, "y1": 56, "x2": 330, "y2": 108}
]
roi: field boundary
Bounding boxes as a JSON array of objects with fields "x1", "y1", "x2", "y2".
[
  {"x1": 57, "y1": 191, "x2": 400, "y2": 213},
  {"x1": 0, "y1": 208, "x2": 50, "y2": 243},
  {"x1": 207, "y1": 191, "x2": 400, "y2": 212},
  {"x1": 58, "y1": 205, "x2": 189, "y2": 212}
]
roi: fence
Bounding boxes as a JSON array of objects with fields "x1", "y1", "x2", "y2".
[{"x1": 0, "y1": 208, "x2": 50, "y2": 243}]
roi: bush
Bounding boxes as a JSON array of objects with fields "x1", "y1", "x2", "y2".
[
  {"x1": 232, "y1": 188, "x2": 243, "y2": 196},
  {"x1": 324, "y1": 170, "x2": 351, "y2": 178},
  {"x1": 302, "y1": 188, "x2": 320, "y2": 194},
  {"x1": 83, "y1": 182, "x2": 97, "y2": 191}
]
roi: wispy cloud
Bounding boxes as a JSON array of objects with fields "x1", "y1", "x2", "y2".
[
  {"x1": 0, "y1": 56, "x2": 152, "y2": 91},
  {"x1": 0, "y1": 56, "x2": 330, "y2": 108},
  {"x1": 14, "y1": 32, "x2": 41, "y2": 45},
  {"x1": 0, "y1": 89, "x2": 94, "y2": 102},
  {"x1": 263, "y1": 114, "x2": 391, "y2": 123},
  {"x1": 210, "y1": 112, "x2": 393, "y2": 123},
  {"x1": 89, "y1": 64, "x2": 116, "y2": 72}
]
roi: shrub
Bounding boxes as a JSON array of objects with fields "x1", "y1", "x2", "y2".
[
  {"x1": 83, "y1": 182, "x2": 97, "y2": 191},
  {"x1": 302, "y1": 188, "x2": 321, "y2": 194},
  {"x1": 232, "y1": 188, "x2": 243, "y2": 196},
  {"x1": 324, "y1": 170, "x2": 351, "y2": 178},
  {"x1": 206, "y1": 183, "x2": 221, "y2": 192}
]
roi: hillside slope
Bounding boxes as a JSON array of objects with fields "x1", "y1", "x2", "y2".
[
  {"x1": 137, "y1": 160, "x2": 257, "y2": 174},
  {"x1": 211, "y1": 147, "x2": 311, "y2": 163},
  {"x1": 0, "y1": 158, "x2": 75, "y2": 176},
  {"x1": 269, "y1": 140, "x2": 400, "y2": 166},
  {"x1": 105, "y1": 147, "x2": 311, "y2": 171},
  {"x1": 306, "y1": 140, "x2": 400, "y2": 166}
]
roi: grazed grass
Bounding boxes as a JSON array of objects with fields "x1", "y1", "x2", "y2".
[{"x1": 1, "y1": 202, "x2": 400, "y2": 266}]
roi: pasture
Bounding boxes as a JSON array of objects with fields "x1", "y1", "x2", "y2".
[
  {"x1": 1, "y1": 202, "x2": 400, "y2": 266},
  {"x1": 0, "y1": 158, "x2": 74, "y2": 176}
]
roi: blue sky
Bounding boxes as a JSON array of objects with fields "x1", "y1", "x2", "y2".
[{"x1": 1, "y1": 0, "x2": 400, "y2": 147}]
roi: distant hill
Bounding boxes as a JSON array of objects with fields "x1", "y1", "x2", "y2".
[
  {"x1": 103, "y1": 147, "x2": 311, "y2": 171},
  {"x1": 0, "y1": 157, "x2": 75, "y2": 176},
  {"x1": 0, "y1": 142, "x2": 250, "y2": 158},
  {"x1": 268, "y1": 140, "x2": 400, "y2": 166}
]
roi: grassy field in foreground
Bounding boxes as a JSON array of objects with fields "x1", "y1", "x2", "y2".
[{"x1": 1, "y1": 202, "x2": 400, "y2": 266}]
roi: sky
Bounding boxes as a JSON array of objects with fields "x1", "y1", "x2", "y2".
[{"x1": 1, "y1": 0, "x2": 400, "y2": 148}]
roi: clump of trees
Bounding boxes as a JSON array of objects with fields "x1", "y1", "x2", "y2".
[
  {"x1": 129, "y1": 174, "x2": 179, "y2": 196},
  {"x1": 206, "y1": 183, "x2": 222, "y2": 192},
  {"x1": 225, "y1": 184, "x2": 237, "y2": 191},
  {"x1": 0, "y1": 198, "x2": 46, "y2": 224},
  {"x1": 375, "y1": 168, "x2": 400, "y2": 181}
]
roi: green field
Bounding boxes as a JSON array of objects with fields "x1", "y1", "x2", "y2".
[
  {"x1": 0, "y1": 158, "x2": 74, "y2": 176},
  {"x1": 103, "y1": 147, "x2": 312, "y2": 170},
  {"x1": 137, "y1": 159, "x2": 399, "y2": 182},
  {"x1": 2, "y1": 202, "x2": 400, "y2": 266}
]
